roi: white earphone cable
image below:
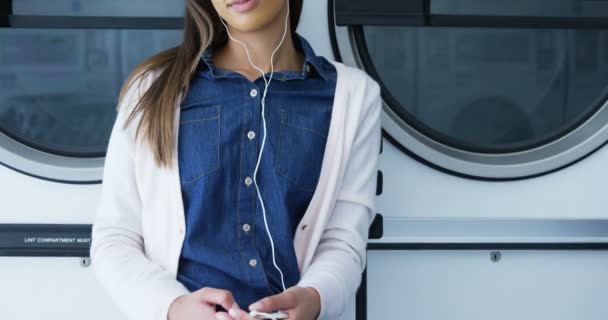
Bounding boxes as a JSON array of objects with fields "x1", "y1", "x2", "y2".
[{"x1": 219, "y1": 1, "x2": 291, "y2": 293}]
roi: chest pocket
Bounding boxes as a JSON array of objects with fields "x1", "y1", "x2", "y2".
[
  {"x1": 178, "y1": 104, "x2": 221, "y2": 184},
  {"x1": 274, "y1": 108, "x2": 330, "y2": 192}
]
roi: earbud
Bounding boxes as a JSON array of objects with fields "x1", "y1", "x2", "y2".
[{"x1": 218, "y1": 1, "x2": 291, "y2": 293}]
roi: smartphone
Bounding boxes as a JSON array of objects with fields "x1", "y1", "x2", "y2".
[{"x1": 249, "y1": 310, "x2": 289, "y2": 319}]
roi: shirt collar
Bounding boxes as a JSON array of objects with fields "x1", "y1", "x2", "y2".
[
  {"x1": 294, "y1": 32, "x2": 329, "y2": 80},
  {"x1": 198, "y1": 32, "x2": 328, "y2": 81}
]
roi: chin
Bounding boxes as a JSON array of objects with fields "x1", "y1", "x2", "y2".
[{"x1": 228, "y1": 14, "x2": 276, "y2": 32}]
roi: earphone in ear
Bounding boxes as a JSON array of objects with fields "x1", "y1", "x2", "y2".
[{"x1": 218, "y1": 0, "x2": 291, "y2": 293}]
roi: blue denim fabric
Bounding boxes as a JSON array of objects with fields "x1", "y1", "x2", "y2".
[{"x1": 176, "y1": 33, "x2": 337, "y2": 308}]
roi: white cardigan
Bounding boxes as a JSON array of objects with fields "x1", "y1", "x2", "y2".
[{"x1": 90, "y1": 60, "x2": 382, "y2": 320}]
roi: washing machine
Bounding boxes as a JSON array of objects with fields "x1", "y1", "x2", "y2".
[
  {"x1": 0, "y1": 1, "x2": 182, "y2": 318},
  {"x1": 328, "y1": 0, "x2": 608, "y2": 319}
]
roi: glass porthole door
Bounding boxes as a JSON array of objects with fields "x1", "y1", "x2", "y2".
[
  {"x1": 0, "y1": 1, "x2": 183, "y2": 183},
  {"x1": 332, "y1": 0, "x2": 608, "y2": 180}
]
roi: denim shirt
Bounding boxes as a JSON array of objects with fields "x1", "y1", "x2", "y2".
[{"x1": 176, "y1": 33, "x2": 337, "y2": 308}]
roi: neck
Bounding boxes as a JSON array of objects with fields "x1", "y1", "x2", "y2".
[{"x1": 214, "y1": 17, "x2": 303, "y2": 80}]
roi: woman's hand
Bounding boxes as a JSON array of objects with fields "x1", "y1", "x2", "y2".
[
  {"x1": 168, "y1": 287, "x2": 242, "y2": 320},
  {"x1": 228, "y1": 286, "x2": 321, "y2": 320}
]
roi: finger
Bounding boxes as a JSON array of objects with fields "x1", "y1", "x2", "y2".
[
  {"x1": 228, "y1": 308, "x2": 257, "y2": 320},
  {"x1": 249, "y1": 291, "x2": 297, "y2": 312},
  {"x1": 198, "y1": 288, "x2": 240, "y2": 311},
  {"x1": 215, "y1": 311, "x2": 237, "y2": 320}
]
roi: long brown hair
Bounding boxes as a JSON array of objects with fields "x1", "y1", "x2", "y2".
[{"x1": 119, "y1": 0, "x2": 303, "y2": 167}]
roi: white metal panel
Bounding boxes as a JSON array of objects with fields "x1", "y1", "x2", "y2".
[
  {"x1": 367, "y1": 250, "x2": 608, "y2": 320},
  {"x1": 0, "y1": 165, "x2": 100, "y2": 224},
  {"x1": 0, "y1": 257, "x2": 122, "y2": 319},
  {"x1": 377, "y1": 140, "x2": 608, "y2": 219},
  {"x1": 298, "y1": 0, "x2": 334, "y2": 58}
]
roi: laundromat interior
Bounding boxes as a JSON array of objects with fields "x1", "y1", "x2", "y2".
[{"x1": 1, "y1": 0, "x2": 608, "y2": 319}]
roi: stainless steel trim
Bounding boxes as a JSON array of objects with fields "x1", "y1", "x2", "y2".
[
  {"x1": 370, "y1": 218, "x2": 608, "y2": 244},
  {"x1": 0, "y1": 131, "x2": 103, "y2": 182}
]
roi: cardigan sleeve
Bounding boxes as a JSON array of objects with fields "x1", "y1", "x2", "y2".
[
  {"x1": 90, "y1": 73, "x2": 190, "y2": 320},
  {"x1": 297, "y1": 73, "x2": 382, "y2": 320}
]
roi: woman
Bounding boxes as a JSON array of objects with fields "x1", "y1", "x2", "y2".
[{"x1": 90, "y1": 0, "x2": 381, "y2": 319}]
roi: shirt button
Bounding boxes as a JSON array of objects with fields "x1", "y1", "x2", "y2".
[
  {"x1": 250, "y1": 88, "x2": 258, "y2": 98},
  {"x1": 249, "y1": 259, "x2": 257, "y2": 268},
  {"x1": 305, "y1": 64, "x2": 311, "y2": 73},
  {"x1": 242, "y1": 224, "x2": 251, "y2": 232},
  {"x1": 247, "y1": 131, "x2": 256, "y2": 140},
  {"x1": 179, "y1": 226, "x2": 185, "y2": 235},
  {"x1": 245, "y1": 176, "x2": 253, "y2": 187}
]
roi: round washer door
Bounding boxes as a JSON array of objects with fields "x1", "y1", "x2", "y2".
[
  {"x1": 331, "y1": 0, "x2": 608, "y2": 180},
  {"x1": 0, "y1": 2, "x2": 183, "y2": 183}
]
